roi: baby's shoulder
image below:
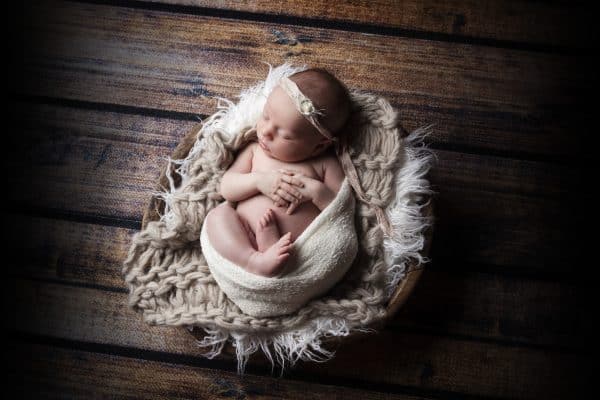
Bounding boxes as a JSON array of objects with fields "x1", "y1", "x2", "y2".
[
  {"x1": 233, "y1": 140, "x2": 258, "y2": 155},
  {"x1": 225, "y1": 141, "x2": 258, "y2": 173},
  {"x1": 245, "y1": 141, "x2": 259, "y2": 152},
  {"x1": 313, "y1": 152, "x2": 344, "y2": 187},
  {"x1": 313, "y1": 151, "x2": 341, "y2": 171},
  {"x1": 236, "y1": 141, "x2": 259, "y2": 160}
]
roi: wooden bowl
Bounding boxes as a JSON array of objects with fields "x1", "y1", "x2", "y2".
[{"x1": 141, "y1": 123, "x2": 433, "y2": 355}]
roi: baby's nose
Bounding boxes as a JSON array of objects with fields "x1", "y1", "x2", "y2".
[{"x1": 262, "y1": 128, "x2": 274, "y2": 140}]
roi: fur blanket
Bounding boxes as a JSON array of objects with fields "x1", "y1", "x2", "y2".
[{"x1": 122, "y1": 62, "x2": 435, "y2": 375}]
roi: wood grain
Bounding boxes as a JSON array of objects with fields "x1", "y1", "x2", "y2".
[
  {"x1": 9, "y1": 1, "x2": 594, "y2": 398},
  {"x1": 8, "y1": 278, "x2": 591, "y2": 399},
  {"x1": 16, "y1": 0, "x2": 591, "y2": 160},
  {"x1": 12, "y1": 342, "x2": 429, "y2": 400},
  {"x1": 146, "y1": 0, "x2": 593, "y2": 48},
  {"x1": 7, "y1": 214, "x2": 592, "y2": 351},
  {"x1": 9, "y1": 103, "x2": 585, "y2": 271}
]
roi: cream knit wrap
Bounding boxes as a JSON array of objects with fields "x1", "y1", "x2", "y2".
[
  {"x1": 122, "y1": 63, "x2": 434, "y2": 374},
  {"x1": 200, "y1": 177, "x2": 358, "y2": 318}
]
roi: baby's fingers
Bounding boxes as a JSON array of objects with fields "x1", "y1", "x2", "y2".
[
  {"x1": 280, "y1": 182, "x2": 303, "y2": 200},
  {"x1": 280, "y1": 173, "x2": 305, "y2": 188},
  {"x1": 286, "y1": 200, "x2": 299, "y2": 215},
  {"x1": 272, "y1": 194, "x2": 289, "y2": 208},
  {"x1": 276, "y1": 188, "x2": 299, "y2": 204}
]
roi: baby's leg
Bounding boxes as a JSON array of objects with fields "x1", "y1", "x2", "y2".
[
  {"x1": 205, "y1": 203, "x2": 293, "y2": 277},
  {"x1": 240, "y1": 216, "x2": 258, "y2": 250}
]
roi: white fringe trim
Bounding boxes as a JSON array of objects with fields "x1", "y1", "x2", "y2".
[
  {"x1": 382, "y1": 124, "x2": 437, "y2": 299},
  {"x1": 147, "y1": 62, "x2": 435, "y2": 374},
  {"x1": 187, "y1": 316, "x2": 378, "y2": 376}
]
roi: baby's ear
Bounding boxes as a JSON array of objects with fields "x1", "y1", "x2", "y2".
[
  {"x1": 320, "y1": 136, "x2": 334, "y2": 145},
  {"x1": 313, "y1": 138, "x2": 333, "y2": 155},
  {"x1": 317, "y1": 138, "x2": 332, "y2": 147}
]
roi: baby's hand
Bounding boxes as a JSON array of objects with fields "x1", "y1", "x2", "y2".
[
  {"x1": 255, "y1": 170, "x2": 305, "y2": 207},
  {"x1": 278, "y1": 169, "x2": 327, "y2": 214}
]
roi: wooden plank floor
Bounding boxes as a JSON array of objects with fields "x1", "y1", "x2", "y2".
[{"x1": 7, "y1": 0, "x2": 594, "y2": 398}]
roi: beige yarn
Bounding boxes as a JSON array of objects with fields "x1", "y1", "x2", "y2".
[{"x1": 122, "y1": 90, "x2": 404, "y2": 334}]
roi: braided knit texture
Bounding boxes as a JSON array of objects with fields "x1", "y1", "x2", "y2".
[
  {"x1": 121, "y1": 63, "x2": 434, "y2": 372},
  {"x1": 122, "y1": 92, "x2": 398, "y2": 329}
]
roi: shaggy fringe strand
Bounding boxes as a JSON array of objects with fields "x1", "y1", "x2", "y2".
[{"x1": 188, "y1": 317, "x2": 378, "y2": 376}]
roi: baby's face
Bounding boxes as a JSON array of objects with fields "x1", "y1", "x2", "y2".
[{"x1": 256, "y1": 86, "x2": 330, "y2": 162}]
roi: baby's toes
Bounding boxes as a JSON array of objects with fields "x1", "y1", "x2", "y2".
[
  {"x1": 277, "y1": 253, "x2": 290, "y2": 262},
  {"x1": 275, "y1": 233, "x2": 290, "y2": 245},
  {"x1": 278, "y1": 243, "x2": 293, "y2": 256},
  {"x1": 264, "y1": 208, "x2": 276, "y2": 223},
  {"x1": 264, "y1": 209, "x2": 273, "y2": 223},
  {"x1": 269, "y1": 208, "x2": 278, "y2": 221}
]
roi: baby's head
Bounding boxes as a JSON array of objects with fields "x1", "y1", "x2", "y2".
[{"x1": 257, "y1": 68, "x2": 351, "y2": 162}]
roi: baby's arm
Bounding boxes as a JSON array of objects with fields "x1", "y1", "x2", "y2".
[
  {"x1": 280, "y1": 156, "x2": 345, "y2": 213},
  {"x1": 219, "y1": 142, "x2": 260, "y2": 202},
  {"x1": 220, "y1": 142, "x2": 305, "y2": 204},
  {"x1": 312, "y1": 156, "x2": 345, "y2": 210}
]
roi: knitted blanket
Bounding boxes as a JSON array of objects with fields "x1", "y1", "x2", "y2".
[
  {"x1": 122, "y1": 62, "x2": 435, "y2": 375},
  {"x1": 200, "y1": 177, "x2": 358, "y2": 318}
]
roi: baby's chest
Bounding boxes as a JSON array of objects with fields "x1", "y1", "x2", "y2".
[{"x1": 251, "y1": 152, "x2": 321, "y2": 180}]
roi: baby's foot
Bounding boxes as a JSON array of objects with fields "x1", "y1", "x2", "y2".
[
  {"x1": 256, "y1": 208, "x2": 280, "y2": 252},
  {"x1": 246, "y1": 232, "x2": 293, "y2": 277}
]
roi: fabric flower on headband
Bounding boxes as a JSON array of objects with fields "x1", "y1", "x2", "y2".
[
  {"x1": 278, "y1": 76, "x2": 332, "y2": 140},
  {"x1": 300, "y1": 98, "x2": 323, "y2": 117},
  {"x1": 300, "y1": 99, "x2": 314, "y2": 115}
]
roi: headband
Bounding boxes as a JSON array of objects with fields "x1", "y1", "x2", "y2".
[
  {"x1": 278, "y1": 76, "x2": 336, "y2": 142},
  {"x1": 277, "y1": 76, "x2": 393, "y2": 237}
]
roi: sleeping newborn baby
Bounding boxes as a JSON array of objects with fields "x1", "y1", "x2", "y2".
[{"x1": 204, "y1": 69, "x2": 351, "y2": 278}]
